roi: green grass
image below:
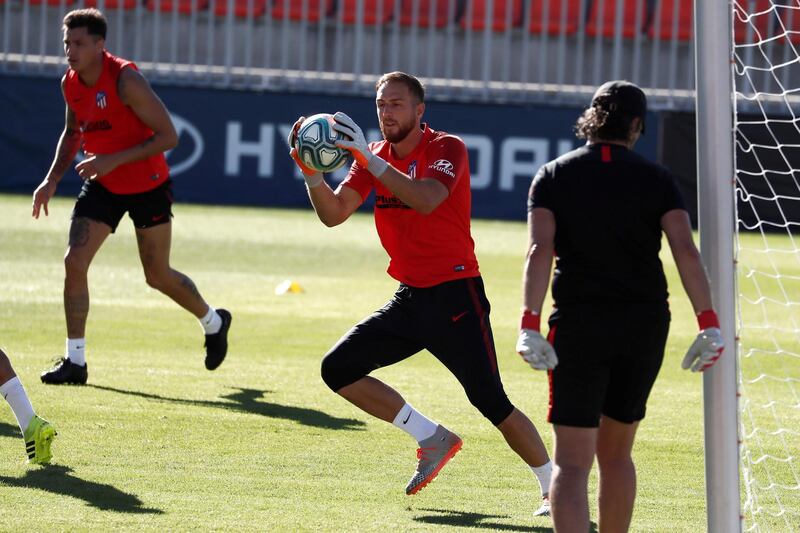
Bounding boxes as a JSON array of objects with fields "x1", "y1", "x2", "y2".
[{"x1": 0, "y1": 193, "x2": 796, "y2": 531}]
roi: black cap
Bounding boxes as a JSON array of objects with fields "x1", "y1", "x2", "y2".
[{"x1": 591, "y1": 80, "x2": 647, "y2": 134}]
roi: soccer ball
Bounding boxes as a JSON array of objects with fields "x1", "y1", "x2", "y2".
[{"x1": 294, "y1": 113, "x2": 350, "y2": 173}]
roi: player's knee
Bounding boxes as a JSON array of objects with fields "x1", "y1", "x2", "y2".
[
  {"x1": 63, "y1": 251, "x2": 90, "y2": 276},
  {"x1": 320, "y1": 350, "x2": 363, "y2": 392},
  {"x1": 143, "y1": 269, "x2": 168, "y2": 291},
  {"x1": 466, "y1": 390, "x2": 514, "y2": 426}
]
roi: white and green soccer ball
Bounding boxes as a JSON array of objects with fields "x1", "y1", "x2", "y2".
[{"x1": 295, "y1": 113, "x2": 350, "y2": 173}]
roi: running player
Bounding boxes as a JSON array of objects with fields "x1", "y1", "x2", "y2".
[
  {"x1": 31, "y1": 8, "x2": 231, "y2": 385},
  {"x1": 289, "y1": 72, "x2": 553, "y2": 517},
  {"x1": 518, "y1": 80, "x2": 724, "y2": 532},
  {"x1": 1, "y1": 349, "x2": 56, "y2": 463}
]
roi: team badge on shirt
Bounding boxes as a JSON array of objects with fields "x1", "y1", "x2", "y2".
[
  {"x1": 408, "y1": 160, "x2": 417, "y2": 179},
  {"x1": 428, "y1": 159, "x2": 456, "y2": 178},
  {"x1": 96, "y1": 91, "x2": 108, "y2": 109}
]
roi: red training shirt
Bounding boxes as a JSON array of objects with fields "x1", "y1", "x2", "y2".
[
  {"x1": 341, "y1": 124, "x2": 480, "y2": 288},
  {"x1": 64, "y1": 51, "x2": 169, "y2": 194}
]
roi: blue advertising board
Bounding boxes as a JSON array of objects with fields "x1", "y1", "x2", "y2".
[{"x1": 0, "y1": 74, "x2": 657, "y2": 220}]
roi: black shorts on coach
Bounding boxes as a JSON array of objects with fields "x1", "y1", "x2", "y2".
[
  {"x1": 320, "y1": 276, "x2": 515, "y2": 426},
  {"x1": 546, "y1": 302, "x2": 670, "y2": 428},
  {"x1": 72, "y1": 179, "x2": 174, "y2": 233}
]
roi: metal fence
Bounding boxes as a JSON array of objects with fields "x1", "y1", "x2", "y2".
[{"x1": 0, "y1": 1, "x2": 794, "y2": 111}]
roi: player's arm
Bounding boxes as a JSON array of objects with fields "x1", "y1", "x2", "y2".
[
  {"x1": 661, "y1": 208, "x2": 713, "y2": 313},
  {"x1": 661, "y1": 208, "x2": 724, "y2": 372},
  {"x1": 332, "y1": 112, "x2": 448, "y2": 214},
  {"x1": 373, "y1": 167, "x2": 448, "y2": 215},
  {"x1": 522, "y1": 207, "x2": 556, "y2": 315},
  {"x1": 75, "y1": 67, "x2": 178, "y2": 180},
  {"x1": 517, "y1": 206, "x2": 557, "y2": 370},
  {"x1": 32, "y1": 76, "x2": 82, "y2": 218}
]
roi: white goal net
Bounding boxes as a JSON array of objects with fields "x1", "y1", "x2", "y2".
[{"x1": 733, "y1": 1, "x2": 800, "y2": 531}]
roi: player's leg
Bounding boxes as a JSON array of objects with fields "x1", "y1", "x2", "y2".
[
  {"x1": 130, "y1": 181, "x2": 231, "y2": 370},
  {"x1": 41, "y1": 216, "x2": 112, "y2": 384},
  {"x1": 596, "y1": 304, "x2": 669, "y2": 532},
  {"x1": 550, "y1": 424, "x2": 597, "y2": 533},
  {"x1": 1, "y1": 349, "x2": 56, "y2": 463},
  {"x1": 42, "y1": 181, "x2": 121, "y2": 385},
  {"x1": 596, "y1": 416, "x2": 639, "y2": 533},
  {"x1": 426, "y1": 277, "x2": 552, "y2": 511},
  {"x1": 321, "y1": 288, "x2": 456, "y2": 494}
]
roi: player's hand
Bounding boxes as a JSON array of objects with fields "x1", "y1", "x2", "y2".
[
  {"x1": 75, "y1": 153, "x2": 117, "y2": 181},
  {"x1": 682, "y1": 327, "x2": 724, "y2": 372},
  {"x1": 287, "y1": 116, "x2": 324, "y2": 187},
  {"x1": 32, "y1": 178, "x2": 58, "y2": 219},
  {"x1": 516, "y1": 329, "x2": 558, "y2": 371},
  {"x1": 332, "y1": 112, "x2": 388, "y2": 177}
]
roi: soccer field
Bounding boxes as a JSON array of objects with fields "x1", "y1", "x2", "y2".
[{"x1": 0, "y1": 192, "x2": 772, "y2": 531}]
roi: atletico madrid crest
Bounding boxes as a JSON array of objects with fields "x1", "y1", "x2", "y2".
[{"x1": 96, "y1": 91, "x2": 107, "y2": 109}]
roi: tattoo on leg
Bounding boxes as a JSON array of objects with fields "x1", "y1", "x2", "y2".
[
  {"x1": 64, "y1": 292, "x2": 90, "y2": 337},
  {"x1": 175, "y1": 271, "x2": 203, "y2": 302},
  {"x1": 69, "y1": 218, "x2": 91, "y2": 248}
]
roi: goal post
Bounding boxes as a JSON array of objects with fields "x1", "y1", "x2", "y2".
[{"x1": 694, "y1": 1, "x2": 742, "y2": 532}]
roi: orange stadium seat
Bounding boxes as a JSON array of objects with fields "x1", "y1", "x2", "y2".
[
  {"x1": 528, "y1": 0, "x2": 582, "y2": 35},
  {"x1": 399, "y1": 0, "x2": 459, "y2": 28},
  {"x1": 28, "y1": 0, "x2": 76, "y2": 5},
  {"x1": 780, "y1": 5, "x2": 800, "y2": 44},
  {"x1": 340, "y1": 0, "x2": 396, "y2": 25},
  {"x1": 460, "y1": 0, "x2": 523, "y2": 32},
  {"x1": 271, "y1": 0, "x2": 333, "y2": 21},
  {"x1": 146, "y1": 0, "x2": 209, "y2": 13},
  {"x1": 646, "y1": 0, "x2": 692, "y2": 41},
  {"x1": 85, "y1": 0, "x2": 141, "y2": 8},
  {"x1": 587, "y1": 0, "x2": 644, "y2": 39},
  {"x1": 733, "y1": 0, "x2": 780, "y2": 44},
  {"x1": 214, "y1": 0, "x2": 267, "y2": 17}
]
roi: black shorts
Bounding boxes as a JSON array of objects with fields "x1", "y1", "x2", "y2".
[
  {"x1": 72, "y1": 179, "x2": 173, "y2": 233},
  {"x1": 547, "y1": 303, "x2": 670, "y2": 428},
  {"x1": 320, "y1": 277, "x2": 515, "y2": 426}
]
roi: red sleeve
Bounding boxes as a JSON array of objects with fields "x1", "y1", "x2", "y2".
[
  {"x1": 420, "y1": 135, "x2": 468, "y2": 193},
  {"x1": 339, "y1": 159, "x2": 375, "y2": 202}
]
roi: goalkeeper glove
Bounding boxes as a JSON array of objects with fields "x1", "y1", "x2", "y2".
[
  {"x1": 287, "y1": 117, "x2": 324, "y2": 188},
  {"x1": 332, "y1": 112, "x2": 389, "y2": 177},
  {"x1": 516, "y1": 310, "x2": 558, "y2": 371},
  {"x1": 681, "y1": 310, "x2": 724, "y2": 372}
]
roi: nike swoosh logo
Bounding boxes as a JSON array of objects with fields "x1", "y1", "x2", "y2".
[
  {"x1": 452, "y1": 311, "x2": 468, "y2": 322},
  {"x1": 402, "y1": 412, "x2": 412, "y2": 424}
]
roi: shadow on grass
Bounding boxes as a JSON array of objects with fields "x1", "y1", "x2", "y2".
[
  {"x1": 88, "y1": 385, "x2": 366, "y2": 431},
  {"x1": 0, "y1": 421, "x2": 20, "y2": 438},
  {"x1": 0, "y1": 465, "x2": 163, "y2": 514},
  {"x1": 414, "y1": 508, "x2": 598, "y2": 532}
]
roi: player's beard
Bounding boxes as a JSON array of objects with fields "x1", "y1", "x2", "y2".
[{"x1": 380, "y1": 116, "x2": 416, "y2": 144}]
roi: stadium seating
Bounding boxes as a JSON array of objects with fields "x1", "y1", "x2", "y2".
[
  {"x1": 460, "y1": 0, "x2": 523, "y2": 32},
  {"x1": 781, "y1": 5, "x2": 800, "y2": 44},
  {"x1": 146, "y1": 0, "x2": 209, "y2": 14},
  {"x1": 213, "y1": 0, "x2": 267, "y2": 17},
  {"x1": 84, "y1": 0, "x2": 140, "y2": 8},
  {"x1": 527, "y1": 0, "x2": 582, "y2": 35},
  {"x1": 399, "y1": 0, "x2": 459, "y2": 28},
  {"x1": 733, "y1": 0, "x2": 776, "y2": 43},
  {"x1": 271, "y1": 0, "x2": 334, "y2": 21},
  {"x1": 586, "y1": 0, "x2": 645, "y2": 39},
  {"x1": 340, "y1": 0, "x2": 396, "y2": 25},
  {"x1": 646, "y1": 0, "x2": 693, "y2": 41},
  {"x1": 28, "y1": 0, "x2": 77, "y2": 5}
]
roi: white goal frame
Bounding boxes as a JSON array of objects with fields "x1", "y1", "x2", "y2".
[{"x1": 694, "y1": 1, "x2": 742, "y2": 532}]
